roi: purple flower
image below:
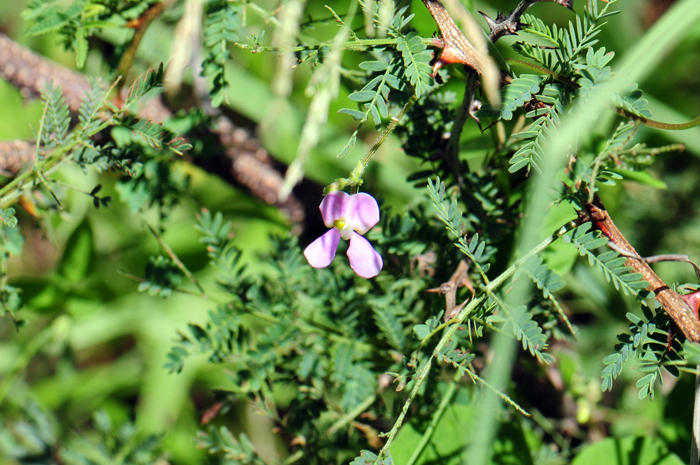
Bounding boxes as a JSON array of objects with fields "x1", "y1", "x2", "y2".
[{"x1": 304, "y1": 191, "x2": 383, "y2": 278}]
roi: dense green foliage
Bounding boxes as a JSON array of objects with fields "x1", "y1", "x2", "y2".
[{"x1": 1, "y1": 0, "x2": 700, "y2": 464}]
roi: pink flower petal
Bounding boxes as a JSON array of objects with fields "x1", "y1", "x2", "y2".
[
  {"x1": 347, "y1": 193, "x2": 380, "y2": 234},
  {"x1": 304, "y1": 229, "x2": 341, "y2": 269},
  {"x1": 347, "y1": 232, "x2": 383, "y2": 278},
  {"x1": 319, "y1": 191, "x2": 351, "y2": 228}
]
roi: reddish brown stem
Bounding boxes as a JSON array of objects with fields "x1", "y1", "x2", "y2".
[
  {"x1": 584, "y1": 198, "x2": 700, "y2": 342},
  {"x1": 115, "y1": 1, "x2": 166, "y2": 95},
  {"x1": 422, "y1": 0, "x2": 483, "y2": 75}
]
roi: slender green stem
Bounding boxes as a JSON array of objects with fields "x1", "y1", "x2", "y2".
[
  {"x1": 507, "y1": 57, "x2": 700, "y2": 132},
  {"x1": 146, "y1": 223, "x2": 208, "y2": 297},
  {"x1": 464, "y1": 369, "x2": 528, "y2": 415},
  {"x1": 0, "y1": 316, "x2": 70, "y2": 405},
  {"x1": 378, "y1": 217, "x2": 581, "y2": 458},
  {"x1": 481, "y1": 219, "x2": 577, "y2": 293},
  {"x1": 118, "y1": 270, "x2": 223, "y2": 303},
  {"x1": 327, "y1": 394, "x2": 377, "y2": 435},
  {"x1": 327, "y1": 94, "x2": 419, "y2": 195},
  {"x1": 405, "y1": 371, "x2": 461, "y2": 465},
  {"x1": 614, "y1": 107, "x2": 700, "y2": 131},
  {"x1": 0, "y1": 119, "x2": 113, "y2": 206},
  {"x1": 281, "y1": 449, "x2": 305, "y2": 465},
  {"x1": 505, "y1": 58, "x2": 578, "y2": 88},
  {"x1": 247, "y1": 2, "x2": 283, "y2": 28},
  {"x1": 359, "y1": 95, "x2": 418, "y2": 175},
  {"x1": 234, "y1": 37, "x2": 439, "y2": 53}
]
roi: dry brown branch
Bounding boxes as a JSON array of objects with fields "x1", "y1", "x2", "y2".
[
  {"x1": 0, "y1": 32, "x2": 305, "y2": 224},
  {"x1": 584, "y1": 198, "x2": 700, "y2": 342},
  {"x1": 427, "y1": 260, "x2": 474, "y2": 321},
  {"x1": 0, "y1": 140, "x2": 35, "y2": 176},
  {"x1": 481, "y1": 0, "x2": 573, "y2": 43},
  {"x1": 422, "y1": 0, "x2": 483, "y2": 75},
  {"x1": 0, "y1": 33, "x2": 90, "y2": 113}
]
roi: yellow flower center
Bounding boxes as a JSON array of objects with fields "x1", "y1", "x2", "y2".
[{"x1": 333, "y1": 218, "x2": 346, "y2": 230}]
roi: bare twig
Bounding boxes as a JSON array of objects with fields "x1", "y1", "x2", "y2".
[
  {"x1": 607, "y1": 242, "x2": 700, "y2": 282},
  {"x1": 0, "y1": 140, "x2": 35, "y2": 176},
  {"x1": 114, "y1": 1, "x2": 167, "y2": 95},
  {"x1": 426, "y1": 260, "x2": 475, "y2": 321},
  {"x1": 0, "y1": 33, "x2": 90, "y2": 113},
  {"x1": 444, "y1": 70, "x2": 479, "y2": 183},
  {"x1": 584, "y1": 198, "x2": 700, "y2": 342},
  {"x1": 146, "y1": 223, "x2": 207, "y2": 297}
]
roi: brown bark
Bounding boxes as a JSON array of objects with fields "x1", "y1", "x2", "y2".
[
  {"x1": 422, "y1": 0, "x2": 483, "y2": 75},
  {"x1": 0, "y1": 32, "x2": 306, "y2": 225}
]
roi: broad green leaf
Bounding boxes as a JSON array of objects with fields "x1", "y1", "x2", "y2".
[
  {"x1": 359, "y1": 61, "x2": 389, "y2": 72},
  {"x1": 59, "y1": 220, "x2": 93, "y2": 283},
  {"x1": 571, "y1": 436, "x2": 683, "y2": 465},
  {"x1": 338, "y1": 108, "x2": 366, "y2": 120}
]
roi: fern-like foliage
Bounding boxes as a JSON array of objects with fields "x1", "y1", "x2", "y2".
[
  {"x1": 599, "y1": 121, "x2": 638, "y2": 162},
  {"x1": 489, "y1": 303, "x2": 555, "y2": 364},
  {"x1": 601, "y1": 307, "x2": 681, "y2": 400},
  {"x1": 563, "y1": 223, "x2": 650, "y2": 297},
  {"x1": 195, "y1": 209, "x2": 245, "y2": 294},
  {"x1": 0, "y1": 211, "x2": 24, "y2": 319},
  {"x1": 22, "y1": 0, "x2": 154, "y2": 68},
  {"x1": 60, "y1": 410, "x2": 164, "y2": 464},
  {"x1": 614, "y1": 82, "x2": 652, "y2": 119},
  {"x1": 164, "y1": 232, "x2": 396, "y2": 417},
  {"x1": 337, "y1": 5, "x2": 434, "y2": 157},
  {"x1": 572, "y1": 47, "x2": 614, "y2": 120},
  {"x1": 437, "y1": 338, "x2": 476, "y2": 374},
  {"x1": 117, "y1": 116, "x2": 192, "y2": 155},
  {"x1": 500, "y1": 74, "x2": 544, "y2": 121},
  {"x1": 515, "y1": 255, "x2": 572, "y2": 332},
  {"x1": 517, "y1": 256, "x2": 565, "y2": 300},
  {"x1": 502, "y1": 1, "x2": 627, "y2": 174},
  {"x1": 201, "y1": 0, "x2": 242, "y2": 107},
  {"x1": 121, "y1": 63, "x2": 165, "y2": 112},
  {"x1": 23, "y1": 0, "x2": 82, "y2": 36},
  {"x1": 370, "y1": 300, "x2": 406, "y2": 351},
  {"x1": 338, "y1": 56, "x2": 403, "y2": 157},
  {"x1": 350, "y1": 450, "x2": 394, "y2": 465},
  {"x1": 514, "y1": 0, "x2": 620, "y2": 76},
  {"x1": 396, "y1": 32, "x2": 433, "y2": 98},
  {"x1": 197, "y1": 426, "x2": 266, "y2": 465},
  {"x1": 563, "y1": 121, "x2": 652, "y2": 202},
  {"x1": 427, "y1": 178, "x2": 492, "y2": 281},
  {"x1": 76, "y1": 78, "x2": 107, "y2": 138},
  {"x1": 137, "y1": 255, "x2": 183, "y2": 299},
  {"x1": 112, "y1": 65, "x2": 192, "y2": 155},
  {"x1": 38, "y1": 81, "x2": 71, "y2": 153},
  {"x1": 508, "y1": 83, "x2": 572, "y2": 174}
]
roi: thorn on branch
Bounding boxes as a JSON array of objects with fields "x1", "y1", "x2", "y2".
[
  {"x1": 422, "y1": 0, "x2": 483, "y2": 75},
  {"x1": 426, "y1": 260, "x2": 475, "y2": 321},
  {"x1": 481, "y1": 0, "x2": 574, "y2": 43}
]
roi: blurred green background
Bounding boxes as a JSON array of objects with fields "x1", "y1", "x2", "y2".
[{"x1": 1, "y1": 0, "x2": 700, "y2": 463}]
